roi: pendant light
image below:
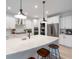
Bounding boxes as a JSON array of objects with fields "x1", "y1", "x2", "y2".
[
  {"x1": 14, "y1": 0, "x2": 27, "y2": 19},
  {"x1": 42, "y1": 1, "x2": 47, "y2": 23}
]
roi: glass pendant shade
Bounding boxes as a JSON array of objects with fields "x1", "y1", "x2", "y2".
[
  {"x1": 14, "y1": 13, "x2": 27, "y2": 19},
  {"x1": 14, "y1": 14, "x2": 26, "y2": 19}
]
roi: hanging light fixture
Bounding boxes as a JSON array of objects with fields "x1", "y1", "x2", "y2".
[
  {"x1": 42, "y1": 1, "x2": 47, "y2": 23},
  {"x1": 14, "y1": 0, "x2": 27, "y2": 19}
]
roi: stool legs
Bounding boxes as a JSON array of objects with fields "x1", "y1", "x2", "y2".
[
  {"x1": 58, "y1": 49, "x2": 61, "y2": 59},
  {"x1": 42, "y1": 57, "x2": 48, "y2": 59},
  {"x1": 37, "y1": 54, "x2": 39, "y2": 59},
  {"x1": 37, "y1": 54, "x2": 50, "y2": 59},
  {"x1": 54, "y1": 49, "x2": 57, "y2": 59},
  {"x1": 49, "y1": 48, "x2": 61, "y2": 59}
]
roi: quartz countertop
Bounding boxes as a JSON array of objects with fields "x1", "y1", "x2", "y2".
[{"x1": 6, "y1": 35, "x2": 58, "y2": 55}]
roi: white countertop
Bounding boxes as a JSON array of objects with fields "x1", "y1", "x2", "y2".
[{"x1": 6, "y1": 35, "x2": 58, "y2": 55}]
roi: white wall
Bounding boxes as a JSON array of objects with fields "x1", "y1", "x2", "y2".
[{"x1": 6, "y1": 15, "x2": 16, "y2": 29}]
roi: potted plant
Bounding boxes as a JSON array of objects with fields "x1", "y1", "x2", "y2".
[{"x1": 27, "y1": 29, "x2": 32, "y2": 39}]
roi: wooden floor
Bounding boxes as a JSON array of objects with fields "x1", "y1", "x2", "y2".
[{"x1": 59, "y1": 45, "x2": 72, "y2": 59}]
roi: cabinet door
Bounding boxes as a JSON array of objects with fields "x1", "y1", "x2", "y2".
[
  {"x1": 47, "y1": 16, "x2": 59, "y2": 24},
  {"x1": 65, "y1": 16, "x2": 72, "y2": 29},
  {"x1": 64, "y1": 35, "x2": 72, "y2": 47},
  {"x1": 59, "y1": 35, "x2": 65, "y2": 45},
  {"x1": 60, "y1": 18, "x2": 65, "y2": 28},
  {"x1": 60, "y1": 16, "x2": 72, "y2": 29},
  {"x1": 59, "y1": 35, "x2": 72, "y2": 47}
]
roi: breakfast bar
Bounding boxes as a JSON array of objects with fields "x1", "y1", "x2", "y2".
[{"x1": 6, "y1": 35, "x2": 59, "y2": 59}]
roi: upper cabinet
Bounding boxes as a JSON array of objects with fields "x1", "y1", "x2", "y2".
[
  {"x1": 60, "y1": 16, "x2": 72, "y2": 29},
  {"x1": 6, "y1": 15, "x2": 16, "y2": 29},
  {"x1": 47, "y1": 16, "x2": 59, "y2": 24}
]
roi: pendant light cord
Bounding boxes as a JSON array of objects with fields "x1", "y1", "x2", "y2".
[
  {"x1": 20, "y1": 0, "x2": 23, "y2": 14},
  {"x1": 43, "y1": 1, "x2": 44, "y2": 19},
  {"x1": 20, "y1": 0, "x2": 22, "y2": 9},
  {"x1": 43, "y1": 1, "x2": 45, "y2": 19}
]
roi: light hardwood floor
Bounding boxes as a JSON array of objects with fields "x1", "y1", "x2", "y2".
[{"x1": 59, "y1": 45, "x2": 72, "y2": 59}]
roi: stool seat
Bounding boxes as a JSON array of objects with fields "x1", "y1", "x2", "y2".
[
  {"x1": 37, "y1": 48, "x2": 50, "y2": 57},
  {"x1": 28, "y1": 57, "x2": 35, "y2": 59},
  {"x1": 48, "y1": 44, "x2": 59, "y2": 49}
]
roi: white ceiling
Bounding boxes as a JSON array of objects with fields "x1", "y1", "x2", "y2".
[{"x1": 6, "y1": 0, "x2": 72, "y2": 18}]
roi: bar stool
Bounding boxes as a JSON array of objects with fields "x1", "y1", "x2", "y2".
[
  {"x1": 28, "y1": 57, "x2": 35, "y2": 59},
  {"x1": 48, "y1": 44, "x2": 61, "y2": 59},
  {"x1": 37, "y1": 48, "x2": 50, "y2": 59}
]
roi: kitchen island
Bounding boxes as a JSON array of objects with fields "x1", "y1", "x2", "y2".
[{"x1": 6, "y1": 35, "x2": 59, "y2": 59}]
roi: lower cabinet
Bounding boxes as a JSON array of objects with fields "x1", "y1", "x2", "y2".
[{"x1": 59, "y1": 34, "x2": 72, "y2": 47}]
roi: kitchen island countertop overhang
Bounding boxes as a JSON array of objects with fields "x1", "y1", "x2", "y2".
[{"x1": 6, "y1": 35, "x2": 59, "y2": 55}]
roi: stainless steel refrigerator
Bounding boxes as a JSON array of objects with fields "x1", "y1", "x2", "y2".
[{"x1": 47, "y1": 23, "x2": 59, "y2": 37}]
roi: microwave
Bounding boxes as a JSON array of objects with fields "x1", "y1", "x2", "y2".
[{"x1": 66, "y1": 29, "x2": 72, "y2": 35}]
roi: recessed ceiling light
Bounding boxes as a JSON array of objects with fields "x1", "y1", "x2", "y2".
[
  {"x1": 45, "y1": 11, "x2": 49, "y2": 14},
  {"x1": 34, "y1": 5, "x2": 38, "y2": 8},
  {"x1": 8, "y1": 6, "x2": 11, "y2": 10}
]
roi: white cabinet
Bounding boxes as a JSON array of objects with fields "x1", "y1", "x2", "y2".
[
  {"x1": 60, "y1": 17, "x2": 65, "y2": 28},
  {"x1": 64, "y1": 35, "x2": 72, "y2": 47},
  {"x1": 6, "y1": 15, "x2": 16, "y2": 29},
  {"x1": 47, "y1": 16, "x2": 59, "y2": 24},
  {"x1": 60, "y1": 16, "x2": 72, "y2": 29},
  {"x1": 59, "y1": 34, "x2": 72, "y2": 47},
  {"x1": 66, "y1": 16, "x2": 72, "y2": 29}
]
